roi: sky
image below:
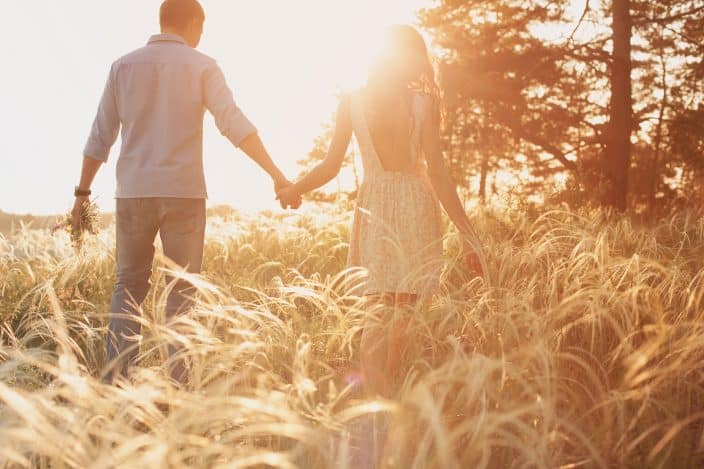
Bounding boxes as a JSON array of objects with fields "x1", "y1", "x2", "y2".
[{"x1": 0, "y1": 0, "x2": 429, "y2": 215}]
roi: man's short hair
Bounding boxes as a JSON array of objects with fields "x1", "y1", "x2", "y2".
[{"x1": 160, "y1": 0, "x2": 205, "y2": 30}]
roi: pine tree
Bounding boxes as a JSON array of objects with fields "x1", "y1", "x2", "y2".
[{"x1": 420, "y1": 0, "x2": 704, "y2": 211}]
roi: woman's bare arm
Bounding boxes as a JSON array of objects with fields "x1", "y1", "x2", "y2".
[
  {"x1": 422, "y1": 102, "x2": 484, "y2": 260},
  {"x1": 279, "y1": 96, "x2": 353, "y2": 204}
]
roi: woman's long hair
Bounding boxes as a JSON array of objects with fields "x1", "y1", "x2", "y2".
[{"x1": 366, "y1": 25, "x2": 443, "y2": 128}]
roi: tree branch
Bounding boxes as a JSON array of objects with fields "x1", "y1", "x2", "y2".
[
  {"x1": 567, "y1": 0, "x2": 591, "y2": 44},
  {"x1": 633, "y1": 5, "x2": 704, "y2": 25},
  {"x1": 499, "y1": 118, "x2": 578, "y2": 171}
]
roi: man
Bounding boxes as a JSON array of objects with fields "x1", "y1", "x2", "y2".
[{"x1": 72, "y1": 0, "x2": 299, "y2": 384}]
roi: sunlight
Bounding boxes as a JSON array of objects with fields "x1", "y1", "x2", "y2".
[
  {"x1": 0, "y1": 0, "x2": 431, "y2": 216},
  {"x1": 3, "y1": 1, "x2": 704, "y2": 466},
  {"x1": 201, "y1": 0, "x2": 431, "y2": 214}
]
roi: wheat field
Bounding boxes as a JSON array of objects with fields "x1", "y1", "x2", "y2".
[{"x1": 0, "y1": 206, "x2": 703, "y2": 468}]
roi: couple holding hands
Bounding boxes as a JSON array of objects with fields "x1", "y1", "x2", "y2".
[{"x1": 72, "y1": 0, "x2": 484, "y2": 393}]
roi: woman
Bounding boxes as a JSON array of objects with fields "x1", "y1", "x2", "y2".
[{"x1": 277, "y1": 25, "x2": 484, "y2": 396}]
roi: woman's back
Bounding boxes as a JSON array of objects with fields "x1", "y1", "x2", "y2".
[
  {"x1": 347, "y1": 88, "x2": 443, "y2": 295},
  {"x1": 351, "y1": 88, "x2": 429, "y2": 178},
  {"x1": 362, "y1": 88, "x2": 416, "y2": 171}
]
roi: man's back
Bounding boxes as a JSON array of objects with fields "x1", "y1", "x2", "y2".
[
  {"x1": 75, "y1": 0, "x2": 295, "y2": 386},
  {"x1": 84, "y1": 33, "x2": 256, "y2": 199}
]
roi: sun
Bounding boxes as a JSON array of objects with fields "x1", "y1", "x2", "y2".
[
  {"x1": 0, "y1": 0, "x2": 432, "y2": 215},
  {"x1": 198, "y1": 0, "x2": 432, "y2": 214}
]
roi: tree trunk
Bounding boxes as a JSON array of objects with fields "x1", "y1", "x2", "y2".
[
  {"x1": 649, "y1": 33, "x2": 668, "y2": 213},
  {"x1": 479, "y1": 154, "x2": 489, "y2": 205},
  {"x1": 603, "y1": 0, "x2": 633, "y2": 211}
]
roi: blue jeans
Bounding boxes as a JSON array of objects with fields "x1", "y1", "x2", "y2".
[{"x1": 105, "y1": 198, "x2": 206, "y2": 384}]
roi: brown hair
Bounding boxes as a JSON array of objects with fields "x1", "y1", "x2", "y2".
[
  {"x1": 367, "y1": 25, "x2": 442, "y2": 121},
  {"x1": 159, "y1": 0, "x2": 205, "y2": 30}
]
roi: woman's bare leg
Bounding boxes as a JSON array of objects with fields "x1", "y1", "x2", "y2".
[
  {"x1": 385, "y1": 294, "x2": 416, "y2": 394},
  {"x1": 360, "y1": 293, "x2": 417, "y2": 398},
  {"x1": 360, "y1": 306, "x2": 390, "y2": 397},
  {"x1": 356, "y1": 294, "x2": 418, "y2": 469}
]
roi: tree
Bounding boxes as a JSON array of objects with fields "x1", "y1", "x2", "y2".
[
  {"x1": 420, "y1": 0, "x2": 704, "y2": 211},
  {"x1": 603, "y1": 0, "x2": 633, "y2": 210}
]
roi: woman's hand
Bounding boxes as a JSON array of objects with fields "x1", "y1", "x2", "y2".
[
  {"x1": 463, "y1": 240, "x2": 484, "y2": 277},
  {"x1": 276, "y1": 184, "x2": 303, "y2": 210}
]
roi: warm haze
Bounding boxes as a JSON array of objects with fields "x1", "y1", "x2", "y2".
[
  {"x1": 2, "y1": 0, "x2": 704, "y2": 467},
  {"x1": 0, "y1": 0, "x2": 428, "y2": 215}
]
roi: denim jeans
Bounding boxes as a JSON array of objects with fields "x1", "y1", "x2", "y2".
[{"x1": 105, "y1": 198, "x2": 206, "y2": 384}]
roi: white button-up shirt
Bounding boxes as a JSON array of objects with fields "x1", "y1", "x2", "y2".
[{"x1": 84, "y1": 33, "x2": 257, "y2": 199}]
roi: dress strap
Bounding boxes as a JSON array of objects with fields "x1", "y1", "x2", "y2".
[
  {"x1": 410, "y1": 93, "x2": 428, "y2": 167},
  {"x1": 350, "y1": 90, "x2": 385, "y2": 174}
]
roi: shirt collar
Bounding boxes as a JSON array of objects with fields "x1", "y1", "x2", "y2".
[{"x1": 147, "y1": 33, "x2": 187, "y2": 45}]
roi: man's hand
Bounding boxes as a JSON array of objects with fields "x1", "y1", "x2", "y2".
[
  {"x1": 274, "y1": 178, "x2": 302, "y2": 210},
  {"x1": 71, "y1": 196, "x2": 90, "y2": 234},
  {"x1": 276, "y1": 183, "x2": 303, "y2": 210},
  {"x1": 238, "y1": 135, "x2": 301, "y2": 209}
]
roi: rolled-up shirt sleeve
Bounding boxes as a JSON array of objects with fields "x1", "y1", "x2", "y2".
[
  {"x1": 203, "y1": 62, "x2": 257, "y2": 147},
  {"x1": 83, "y1": 64, "x2": 120, "y2": 162}
]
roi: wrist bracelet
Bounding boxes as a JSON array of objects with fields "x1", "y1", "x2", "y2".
[{"x1": 74, "y1": 187, "x2": 92, "y2": 197}]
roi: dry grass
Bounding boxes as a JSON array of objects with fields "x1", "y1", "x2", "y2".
[{"x1": 1, "y1": 206, "x2": 703, "y2": 468}]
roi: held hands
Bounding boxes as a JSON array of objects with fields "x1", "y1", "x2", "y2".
[{"x1": 274, "y1": 178, "x2": 302, "y2": 210}]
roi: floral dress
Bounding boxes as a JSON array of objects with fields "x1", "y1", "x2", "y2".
[{"x1": 347, "y1": 90, "x2": 444, "y2": 295}]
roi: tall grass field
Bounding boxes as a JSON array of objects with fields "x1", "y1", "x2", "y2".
[{"x1": 1, "y1": 206, "x2": 703, "y2": 468}]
